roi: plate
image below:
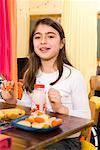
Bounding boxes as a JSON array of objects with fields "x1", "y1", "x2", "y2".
[{"x1": 11, "y1": 115, "x2": 62, "y2": 132}]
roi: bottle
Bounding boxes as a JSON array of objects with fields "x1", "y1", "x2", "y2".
[{"x1": 31, "y1": 84, "x2": 46, "y2": 113}]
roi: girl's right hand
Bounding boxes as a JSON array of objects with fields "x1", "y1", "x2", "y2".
[{"x1": 0, "y1": 80, "x2": 17, "y2": 104}]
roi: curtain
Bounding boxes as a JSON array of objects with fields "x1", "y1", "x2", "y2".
[
  {"x1": 0, "y1": 0, "x2": 11, "y2": 80},
  {"x1": 0, "y1": 0, "x2": 17, "y2": 97}
]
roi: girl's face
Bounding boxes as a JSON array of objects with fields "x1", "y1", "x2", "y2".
[{"x1": 33, "y1": 24, "x2": 63, "y2": 61}]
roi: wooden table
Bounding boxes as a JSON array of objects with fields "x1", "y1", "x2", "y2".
[{"x1": 0, "y1": 102, "x2": 94, "y2": 150}]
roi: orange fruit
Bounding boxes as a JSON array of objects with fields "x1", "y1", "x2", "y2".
[
  {"x1": 34, "y1": 117, "x2": 45, "y2": 123},
  {"x1": 51, "y1": 118, "x2": 62, "y2": 127}
]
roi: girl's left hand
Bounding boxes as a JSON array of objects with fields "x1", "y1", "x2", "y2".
[{"x1": 48, "y1": 88, "x2": 62, "y2": 112}]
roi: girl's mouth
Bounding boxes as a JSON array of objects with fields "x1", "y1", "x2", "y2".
[{"x1": 40, "y1": 47, "x2": 50, "y2": 52}]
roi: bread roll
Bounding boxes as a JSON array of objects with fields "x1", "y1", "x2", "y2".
[
  {"x1": 0, "y1": 108, "x2": 25, "y2": 120},
  {"x1": 48, "y1": 117, "x2": 56, "y2": 124},
  {"x1": 32, "y1": 122, "x2": 44, "y2": 128},
  {"x1": 42, "y1": 123, "x2": 51, "y2": 129},
  {"x1": 40, "y1": 114, "x2": 50, "y2": 122},
  {"x1": 17, "y1": 120, "x2": 31, "y2": 127},
  {"x1": 0, "y1": 111, "x2": 5, "y2": 119},
  {"x1": 26, "y1": 116, "x2": 34, "y2": 123}
]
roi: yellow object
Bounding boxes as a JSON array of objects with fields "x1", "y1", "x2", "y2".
[
  {"x1": 81, "y1": 140, "x2": 96, "y2": 150},
  {"x1": 0, "y1": 108, "x2": 25, "y2": 120},
  {"x1": 90, "y1": 96, "x2": 100, "y2": 109}
]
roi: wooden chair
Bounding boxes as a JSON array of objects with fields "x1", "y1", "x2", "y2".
[
  {"x1": 80, "y1": 100, "x2": 97, "y2": 150},
  {"x1": 81, "y1": 140, "x2": 96, "y2": 150},
  {"x1": 89, "y1": 75, "x2": 100, "y2": 125},
  {"x1": 80, "y1": 75, "x2": 100, "y2": 149},
  {"x1": 89, "y1": 75, "x2": 100, "y2": 98}
]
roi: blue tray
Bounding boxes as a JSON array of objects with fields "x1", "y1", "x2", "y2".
[{"x1": 11, "y1": 115, "x2": 62, "y2": 132}]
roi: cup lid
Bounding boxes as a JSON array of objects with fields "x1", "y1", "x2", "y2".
[{"x1": 34, "y1": 84, "x2": 45, "y2": 89}]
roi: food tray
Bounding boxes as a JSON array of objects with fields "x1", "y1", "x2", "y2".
[{"x1": 12, "y1": 115, "x2": 62, "y2": 132}]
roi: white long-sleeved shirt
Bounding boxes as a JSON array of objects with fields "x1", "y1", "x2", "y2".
[{"x1": 17, "y1": 64, "x2": 91, "y2": 120}]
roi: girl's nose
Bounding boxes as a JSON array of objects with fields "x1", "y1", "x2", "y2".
[{"x1": 41, "y1": 35, "x2": 47, "y2": 44}]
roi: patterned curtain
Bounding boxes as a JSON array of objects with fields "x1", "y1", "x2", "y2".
[{"x1": 0, "y1": 0, "x2": 17, "y2": 97}]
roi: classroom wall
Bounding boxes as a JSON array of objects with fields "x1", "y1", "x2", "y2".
[
  {"x1": 17, "y1": 0, "x2": 100, "y2": 90},
  {"x1": 62, "y1": 0, "x2": 100, "y2": 90},
  {"x1": 17, "y1": 0, "x2": 64, "y2": 58}
]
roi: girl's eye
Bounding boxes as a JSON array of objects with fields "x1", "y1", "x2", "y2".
[
  {"x1": 48, "y1": 35, "x2": 55, "y2": 38},
  {"x1": 34, "y1": 36, "x2": 41, "y2": 39}
]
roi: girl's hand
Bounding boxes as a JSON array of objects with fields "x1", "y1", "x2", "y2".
[
  {"x1": 48, "y1": 88, "x2": 62, "y2": 112},
  {"x1": 1, "y1": 80, "x2": 16, "y2": 104}
]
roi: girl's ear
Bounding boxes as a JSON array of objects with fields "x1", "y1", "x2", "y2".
[{"x1": 60, "y1": 38, "x2": 65, "y2": 49}]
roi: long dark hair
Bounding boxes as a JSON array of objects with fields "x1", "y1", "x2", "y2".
[{"x1": 24, "y1": 18, "x2": 72, "y2": 92}]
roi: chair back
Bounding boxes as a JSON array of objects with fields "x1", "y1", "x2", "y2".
[
  {"x1": 81, "y1": 140, "x2": 96, "y2": 150},
  {"x1": 89, "y1": 75, "x2": 100, "y2": 98}
]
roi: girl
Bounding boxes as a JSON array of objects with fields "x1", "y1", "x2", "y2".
[{"x1": 1, "y1": 18, "x2": 91, "y2": 150}]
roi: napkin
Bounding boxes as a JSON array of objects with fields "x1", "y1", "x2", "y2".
[{"x1": 0, "y1": 134, "x2": 12, "y2": 150}]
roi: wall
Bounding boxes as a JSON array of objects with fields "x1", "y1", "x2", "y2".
[
  {"x1": 17, "y1": 0, "x2": 100, "y2": 90},
  {"x1": 17, "y1": 0, "x2": 29, "y2": 58},
  {"x1": 17, "y1": 0, "x2": 64, "y2": 58},
  {"x1": 97, "y1": 14, "x2": 100, "y2": 62},
  {"x1": 62, "y1": 0, "x2": 99, "y2": 91}
]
